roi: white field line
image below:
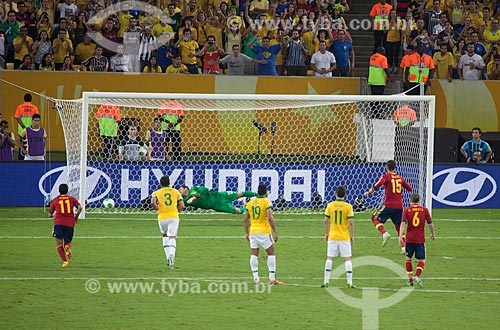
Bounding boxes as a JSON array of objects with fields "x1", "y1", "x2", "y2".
[
  {"x1": 1, "y1": 276, "x2": 498, "y2": 281},
  {"x1": 2, "y1": 218, "x2": 500, "y2": 222},
  {"x1": 0, "y1": 235, "x2": 499, "y2": 239},
  {"x1": 0, "y1": 276, "x2": 497, "y2": 295}
]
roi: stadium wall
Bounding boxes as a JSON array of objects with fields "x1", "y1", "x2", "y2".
[
  {"x1": 1, "y1": 72, "x2": 500, "y2": 152},
  {"x1": 0, "y1": 72, "x2": 360, "y2": 151},
  {"x1": 0, "y1": 162, "x2": 498, "y2": 209}
]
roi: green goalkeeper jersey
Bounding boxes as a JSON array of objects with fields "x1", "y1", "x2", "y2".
[
  {"x1": 183, "y1": 186, "x2": 242, "y2": 214},
  {"x1": 183, "y1": 186, "x2": 216, "y2": 210}
]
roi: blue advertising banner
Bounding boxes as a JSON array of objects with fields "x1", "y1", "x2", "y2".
[
  {"x1": 432, "y1": 165, "x2": 499, "y2": 208},
  {"x1": 1, "y1": 162, "x2": 498, "y2": 208}
]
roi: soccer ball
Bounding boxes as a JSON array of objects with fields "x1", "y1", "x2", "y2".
[
  {"x1": 103, "y1": 198, "x2": 115, "y2": 208},
  {"x1": 138, "y1": 145, "x2": 148, "y2": 157}
]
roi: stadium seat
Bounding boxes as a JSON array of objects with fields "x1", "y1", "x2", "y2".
[{"x1": 6, "y1": 63, "x2": 14, "y2": 70}]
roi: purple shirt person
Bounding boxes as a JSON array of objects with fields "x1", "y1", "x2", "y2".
[{"x1": 16, "y1": 113, "x2": 47, "y2": 160}]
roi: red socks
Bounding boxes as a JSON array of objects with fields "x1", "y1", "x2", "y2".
[
  {"x1": 371, "y1": 217, "x2": 386, "y2": 234},
  {"x1": 406, "y1": 260, "x2": 413, "y2": 280},
  {"x1": 57, "y1": 245, "x2": 67, "y2": 262},
  {"x1": 416, "y1": 260, "x2": 425, "y2": 277}
]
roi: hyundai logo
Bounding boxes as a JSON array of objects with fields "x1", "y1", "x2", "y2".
[
  {"x1": 432, "y1": 168, "x2": 497, "y2": 207},
  {"x1": 38, "y1": 166, "x2": 112, "y2": 203}
]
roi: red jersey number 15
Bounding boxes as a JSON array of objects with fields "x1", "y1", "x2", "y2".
[{"x1": 391, "y1": 178, "x2": 402, "y2": 194}]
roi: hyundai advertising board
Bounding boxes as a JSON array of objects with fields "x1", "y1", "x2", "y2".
[{"x1": 0, "y1": 162, "x2": 498, "y2": 208}]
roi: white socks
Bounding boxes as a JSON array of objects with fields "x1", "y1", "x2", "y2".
[
  {"x1": 162, "y1": 236, "x2": 169, "y2": 259},
  {"x1": 250, "y1": 255, "x2": 278, "y2": 281},
  {"x1": 250, "y1": 255, "x2": 259, "y2": 280},
  {"x1": 162, "y1": 237, "x2": 177, "y2": 260},
  {"x1": 345, "y1": 260, "x2": 353, "y2": 285},
  {"x1": 324, "y1": 259, "x2": 333, "y2": 284},
  {"x1": 267, "y1": 255, "x2": 276, "y2": 281},
  {"x1": 324, "y1": 259, "x2": 353, "y2": 285},
  {"x1": 169, "y1": 238, "x2": 176, "y2": 259}
]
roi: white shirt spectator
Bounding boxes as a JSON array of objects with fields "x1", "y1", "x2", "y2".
[
  {"x1": 58, "y1": 2, "x2": 78, "y2": 19},
  {"x1": 110, "y1": 54, "x2": 132, "y2": 72},
  {"x1": 458, "y1": 53, "x2": 486, "y2": 80},
  {"x1": 433, "y1": 23, "x2": 445, "y2": 50},
  {"x1": 220, "y1": 53, "x2": 253, "y2": 75},
  {"x1": 310, "y1": 50, "x2": 336, "y2": 77}
]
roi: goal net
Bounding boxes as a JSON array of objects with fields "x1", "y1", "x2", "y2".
[{"x1": 54, "y1": 93, "x2": 435, "y2": 218}]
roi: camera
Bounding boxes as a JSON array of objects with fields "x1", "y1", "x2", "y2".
[{"x1": 469, "y1": 152, "x2": 483, "y2": 164}]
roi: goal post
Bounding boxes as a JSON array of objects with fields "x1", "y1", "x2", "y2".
[{"x1": 55, "y1": 92, "x2": 435, "y2": 219}]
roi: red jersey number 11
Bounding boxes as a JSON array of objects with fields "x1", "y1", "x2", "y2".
[{"x1": 58, "y1": 199, "x2": 71, "y2": 214}]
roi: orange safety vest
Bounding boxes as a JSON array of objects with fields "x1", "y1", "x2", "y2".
[
  {"x1": 158, "y1": 100, "x2": 185, "y2": 131},
  {"x1": 406, "y1": 53, "x2": 435, "y2": 83},
  {"x1": 370, "y1": 2, "x2": 393, "y2": 30},
  {"x1": 368, "y1": 53, "x2": 388, "y2": 86},
  {"x1": 394, "y1": 104, "x2": 417, "y2": 127}
]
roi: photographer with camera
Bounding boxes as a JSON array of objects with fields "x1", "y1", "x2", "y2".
[
  {"x1": 487, "y1": 54, "x2": 500, "y2": 80},
  {"x1": 483, "y1": 40, "x2": 499, "y2": 63},
  {"x1": 195, "y1": 35, "x2": 225, "y2": 74},
  {"x1": 469, "y1": 150, "x2": 485, "y2": 165},
  {"x1": 460, "y1": 127, "x2": 492, "y2": 164},
  {"x1": 410, "y1": 29, "x2": 434, "y2": 56}
]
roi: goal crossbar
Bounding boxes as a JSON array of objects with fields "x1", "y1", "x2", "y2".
[{"x1": 72, "y1": 92, "x2": 435, "y2": 219}]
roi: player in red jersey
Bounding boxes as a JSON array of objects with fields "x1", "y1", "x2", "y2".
[
  {"x1": 365, "y1": 160, "x2": 412, "y2": 252},
  {"x1": 399, "y1": 193, "x2": 435, "y2": 287},
  {"x1": 48, "y1": 184, "x2": 82, "y2": 268}
]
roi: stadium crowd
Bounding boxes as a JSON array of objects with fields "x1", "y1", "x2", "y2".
[
  {"x1": 0, "y1": 0, "x2": 355, "y2": 76},
  {"x1": 369, "y1": 0, "x2": 500, "y2": 82}
]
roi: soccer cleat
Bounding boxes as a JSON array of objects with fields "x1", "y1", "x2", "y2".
[
  {"x1": 65, "y1": 246, "x2": 73, "y2": 260},
  {"x1": 346, "y1": 284, "x2": 357, "y2": 288},
  {"x1": 253, "y1": 279, "x2": 261, "y2": 284},
  {"x1": 320, "y1": 283, "x2": 329, "y2": 288},
  {"x1": 168, "y1": 255, "x2": 175, "y2": 270},
  {"x1": 62, "y1": 261, "x2": 69, "y2": 268},
  {"x1": 268, "y1": 279, "x2": 283, "y2": 285},
  {"x1": 407, "y1": 281, "x2": 414, "y2": 287},
  {"x1": 414, "y1": 276, "x2": 424, "y2": 288},
  {"x1": 382, "y1": 232, "x2": 391, "y2": 247}
]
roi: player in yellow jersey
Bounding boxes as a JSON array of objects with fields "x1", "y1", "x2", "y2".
[
  {"x1": 321, "y1": 186, "x2": 355, "y2": 288},
  {"x1": 151, "y1": 176, "x2": 185, "y2": 269},
  {"x1": 244, "y1": 184, "x2": 282, "y2": 285}
]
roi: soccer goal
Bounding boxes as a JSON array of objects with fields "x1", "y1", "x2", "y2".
[{"x1": 54, "y1": 93, "x2": 435, "y2": 218}]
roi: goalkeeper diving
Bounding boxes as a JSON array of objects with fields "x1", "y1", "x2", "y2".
[{"x1": 178, "y1": 185, "x2": 257, "y2": 214}]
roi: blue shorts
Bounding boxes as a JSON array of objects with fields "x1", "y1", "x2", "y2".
[
  {"x1": 406, "y1": 243, "x2": 426, "y2": 260},
  {"x1": 53, "y1": 225, "x2": 74, "y2": 243},
  {"x1": 373, "y1": 206, "x2": 403, "y2": 227}
]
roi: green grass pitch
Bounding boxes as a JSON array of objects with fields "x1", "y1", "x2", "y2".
[{"x1": 1, "y1": 208, "x2": 499, "y2": 329}]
